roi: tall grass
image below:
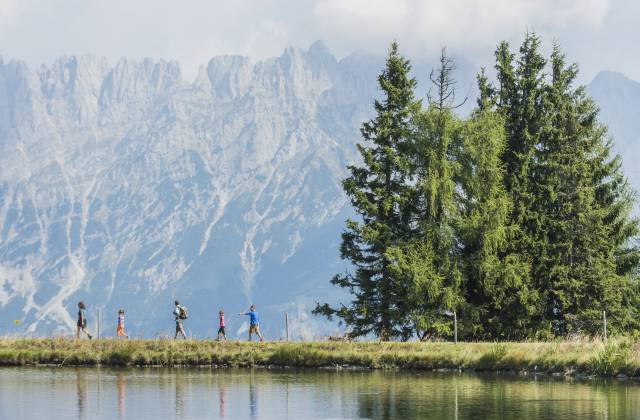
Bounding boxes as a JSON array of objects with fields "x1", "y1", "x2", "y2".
[{"x1": 0, "y1": 337, "x2": 638, "y2": 377}]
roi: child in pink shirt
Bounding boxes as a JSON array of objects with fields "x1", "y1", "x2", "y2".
[{"x1": 217, "y1": 310, "x2": 227, "y2": 341}]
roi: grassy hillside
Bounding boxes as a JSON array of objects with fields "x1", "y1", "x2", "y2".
[{"x1": 1, "y1": 338, "x2": 639, "y2": 377}]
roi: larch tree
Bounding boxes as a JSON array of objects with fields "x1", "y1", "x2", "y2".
[{"x1": 388, "y1": 49, "x2": 464, "y2": 340}]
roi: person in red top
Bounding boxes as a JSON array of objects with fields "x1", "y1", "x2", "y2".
[{"x1": 217, "y1": 309, "x2": 227, "y2": 341}]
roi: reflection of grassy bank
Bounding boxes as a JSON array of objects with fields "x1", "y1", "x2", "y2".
[
  {"x1": 0, "y1": 338, "x2": 638, "y2": 377},
  {"x1": 3, "y1": 367, "x2": 637, "y2": 418}
]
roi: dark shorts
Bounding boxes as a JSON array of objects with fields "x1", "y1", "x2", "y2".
[
  {"x1": 217, "y1": 326, "x2": 226, "y2": 335},
  {"x1": 77, "y1": 320, "x2": 86, "y2": 328}
]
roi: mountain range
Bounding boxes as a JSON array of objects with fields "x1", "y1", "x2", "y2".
[
  {"x1": 586, "y1": 70, "x2": 640, "y2": 194},
  {"x1": 0, "y1": 41, "x2": 636, "y2": 338}
]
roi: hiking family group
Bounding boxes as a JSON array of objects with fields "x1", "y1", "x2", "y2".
[{"x1": 74, "y1": 301, "x2": 265, "y2": 341}]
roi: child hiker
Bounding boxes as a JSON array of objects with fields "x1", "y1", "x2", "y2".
[
  {"x1": 238, "y1": 304, "x2": 263, "y2": 342},
  {"x1": 76, "y1": 301, "x2": 92, "y2": 340},
  {"x1": 217, "y1": 310, "x2": 227, "y2": 341},
  {"x1": 117, "y1": 309, "x2": 129, "y2": 339}
]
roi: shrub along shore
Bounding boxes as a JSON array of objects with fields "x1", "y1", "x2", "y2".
[{"x1": 0, "y1": 338, "x2": 639, "y2": 378}]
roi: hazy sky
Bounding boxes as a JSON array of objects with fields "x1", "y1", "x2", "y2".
[{"x1": 0, "y1": 0, "x2": 638, "y2": 82}]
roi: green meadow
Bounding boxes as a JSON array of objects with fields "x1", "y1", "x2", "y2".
[{"x1": 1, "y1": 338, "x2": 638, "y2": 378}]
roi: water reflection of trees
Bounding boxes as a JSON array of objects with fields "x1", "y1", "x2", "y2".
[
  {"x1": 345, "y1": 372, "x2": 638, "y2": 419},
  {"x1": 267, "y1": 370, "x2": 638, "y2": 419}
]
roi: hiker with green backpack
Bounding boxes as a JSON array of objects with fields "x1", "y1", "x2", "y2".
[{"x1": 173, "y1": 300, "x2": 188, "y2": 340}]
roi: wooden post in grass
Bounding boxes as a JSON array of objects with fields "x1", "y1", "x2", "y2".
[
  {"x1": 603, "y1": 310, "x2": 607, "y2": 343},
  {"x1": 285, "y1": 312, "x2": 289, "y2": 342},
  {"x1": 454, "y1": 311, "x2": 458, "y2": 344}
]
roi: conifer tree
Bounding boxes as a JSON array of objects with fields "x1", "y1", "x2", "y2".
[
  {"x1": 388, "y1": 49, "x2": 464, "y2": 340},
  {"x1": 457, "y1": 92, "x2": 534, "y2": 339},
  {"x1": 491, "y1": 33, "x2": 549, "y2": 334},
  {"x1": 536, "y1": 45, "x2": 640, "y2": 334},
  {"x1": 314, "y1": 42, "x2": 421, "y2": 340},
  {"x1": 488, "y1": 34, "x2": 639, "y2": 336},
  {"x1": 318, "y1": 33, "x2": 640, "y2": 341}
]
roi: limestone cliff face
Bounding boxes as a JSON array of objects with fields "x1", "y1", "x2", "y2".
[{"x1": 0, "y1": 42, "x2": 379, "y2": 338}]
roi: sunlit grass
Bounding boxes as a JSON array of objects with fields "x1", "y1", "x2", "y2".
[{"x1": 0, "y1": 337, "x2": 638, "y2": 376}]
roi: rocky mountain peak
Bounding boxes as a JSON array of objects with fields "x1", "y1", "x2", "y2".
[{"x1": 0, "y1": 41, "x2": 373, "y2": 338}]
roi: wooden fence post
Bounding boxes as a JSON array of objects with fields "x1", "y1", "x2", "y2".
[
  {"x1": 285, "y1": 312, "x2": 289, "y2": 342},
  {"x1": 454, "y1": 311, "x2": 458, "y2": 344}
]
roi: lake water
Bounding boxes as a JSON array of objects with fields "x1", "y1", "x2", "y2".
[{"x1": 0, "y1": 367, "x2": 638, "y2": 419}]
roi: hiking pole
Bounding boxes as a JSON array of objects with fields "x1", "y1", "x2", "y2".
[
  {"x1": 97, "y1": 308, "x2": 101, "y2": 341},
  {"x1": 603, "y1": 310, "x2": 607, "y2": 343}
]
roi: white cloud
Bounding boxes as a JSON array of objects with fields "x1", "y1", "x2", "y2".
[
  {"x1": 314, "y1": 0, "x2": 409, "y2": 30},
  {"x1": 312, "y1": 0, "x2": 611, "y2": 56},
  {"x1": 0, "y1": 0, "x2": 20, "y2": 20},
  {"x1": 0, "y1": 0, "x2": 637, "y2": 82}
]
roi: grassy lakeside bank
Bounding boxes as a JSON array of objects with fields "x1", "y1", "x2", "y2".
[{"x1": 0, "y1": 338, "x2": 638, "y2": 377}]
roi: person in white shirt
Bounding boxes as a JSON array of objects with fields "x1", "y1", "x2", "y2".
[{"x1": 173, "y1": 300, "x2": 187, "y2": 340}]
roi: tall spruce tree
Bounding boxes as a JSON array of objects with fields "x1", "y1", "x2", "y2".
[
  {"x1": 456, "y1": 77, "x2": 535, "y2": 339},
  {"x1": 491, "y1": 33, "x2": 549, "y2": 335},
  {"x1": 488, "y1": 34, "x2": 640, "y2": 337},
  {"x1": 314, "y1": 42, "x2": 421, "y2": 340},
  {"x1": 536, "y1": 45, "x2": 640, "y2": 335}
]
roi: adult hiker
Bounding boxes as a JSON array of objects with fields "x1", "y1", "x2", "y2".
[
  {"x1": 173, "y1": 300, "x2": 188, "y2": 340},
  {"x1": 238, "y1": 304, "x2": 264, "y2": 342},
  {"x1": 116, "y1": 309, "x2": 129, "y2": 339},
  {"x1": 76, "y1": 301, "x2": 92, "y2": 339}
]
